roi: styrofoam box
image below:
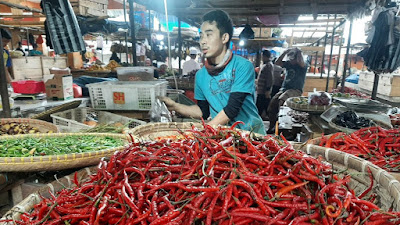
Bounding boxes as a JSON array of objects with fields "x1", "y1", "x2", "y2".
[
  {"x1": 51, "y1": 107, "x2": 146, "y2": 132},
  {"x1": 86, "y1": 81, "x2": 168, "y2": 111}
]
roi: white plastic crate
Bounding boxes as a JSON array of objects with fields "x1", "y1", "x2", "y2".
[
  {"x1": 51, "y1": 107, "x2": 146, "y2": 132},
  {"x1": 86, "y1": 81, "x2": 168, "y2": 111}
]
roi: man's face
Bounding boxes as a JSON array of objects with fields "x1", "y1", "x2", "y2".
[
  {"x1": 2, "y1": 38, "x2": 10, "y2": 48},
  {"x1": 263, "y1": 55, "x2": 270, "y2": 62},
  {"x1": 200, "y1": 21, "x2": 227, "y2": 59}
]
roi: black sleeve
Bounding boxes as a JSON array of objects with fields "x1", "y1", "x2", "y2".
[
  {"x1": 223, "y1": 92, "x2": 248, "y2": 121},
  {"x1": 197, "y1": 100, "x2": 210, "y2": 120}
]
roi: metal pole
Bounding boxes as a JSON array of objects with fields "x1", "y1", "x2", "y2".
[
  {"x1": 148, "y1": 9, "x2": 153, "y2": 62},
  {"x1": 123, "y1": 0, "x2": 128, "y2": 63},
  {"x1": 0, "y1": 31, "x2": 11, "y2": 118},
  {"x1": 320, "y1": 14, "x2": 330, "y2": 78},
  {"x1": 326, "y1": 14, "x2": 337, "y2": 92},
  {"x1": 314, "y1": 40, "x2": 319, "y2": 74},
  {"x1": 119, "y1": 39, "x2": 122, "y2": 59},
  {"x1": 178, "y1": 17, "x2": 182, "y2": 74},
  {"x1": 163, "y1": 0, "x2": 172, "y2": 69},
  {"x1": 26, "y1": 29, "x2": 30, "y2": 51},
  {"x1": 335, "y1": 30, "x2": 344, "y2": 88},
  {"x1": 341, "y1": 20, "x2": 353, "y2": 93},
  {"x1": 128, "y1": 0, "x2": 137, "y2": 66},
  {"x1": 371, "y1": 72, "x2": 379, "y2": 100}
]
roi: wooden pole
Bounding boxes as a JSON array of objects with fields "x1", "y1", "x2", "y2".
[
  {"x1": 320, "y1": 14, "x2": 330, "y2": 78},
  {"x1": 0, "y1": 1, "x2": 42, "y2": 13},
  {"x1": 178, "y1": 17, "x2": 182, "y2": 74},
  {"x1": 0, "y1": 31, "x2": 11, "y2": 118}
]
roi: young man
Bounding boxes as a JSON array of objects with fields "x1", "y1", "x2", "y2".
[
  {"x1": 161, "y1": 10, "x2": 265, "y2": 134},
  {"x1": 1, "y1": 28, "x2": 14, "y2": 84},
  {"x1": 256, "y1": 50, "x2": 273, "y2": 119},
  {"x1": 182, "y1": 49, "x2": 201, "y2": 75},
  {"x1": 267, "y1": 48, "x2": 307, "y2": 134}
]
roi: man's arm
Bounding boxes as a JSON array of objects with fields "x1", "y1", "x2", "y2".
[
  {"x1": 208, "y1": 92, "x2": 248, "y2": 126},
  {"x1": 275, "y1": 50, "x2": 290, "y2": 67},
  {"x1": 159, "y1": 96, "x2": 203, "y2": 119}
]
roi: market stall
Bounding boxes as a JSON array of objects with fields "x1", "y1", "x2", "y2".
[{"x1": 2, "y1": 0, "x2": 400, "y2": 224}]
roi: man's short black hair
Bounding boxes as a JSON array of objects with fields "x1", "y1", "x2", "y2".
[
  {"x1": 262, "y1": 50, "x2": 271, "y2": 58},
  {"x1": 0, "y1": 28, "x2": 12, "y2": 40},
  {"x1": 202, "y1": 10, "x2": 233, "y2": 48}
]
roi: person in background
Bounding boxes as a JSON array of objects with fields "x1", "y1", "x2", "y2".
[
  {"x1": 267, "y1": 48, "x2": 307, "y2": 134},
  {"x1": 159, "y1": 10, "x2": 265, "y2": 134},
  {"x1": 182, "y1": 49, "x2": 201, "y2": 75},
  {"x1": 109, "y1": 51, "x2": 121, "y2": 63},
  {"x1": 29, "y1": 44, "x2": 43, "y2": 56},
  {"x1": 15, "y1": 42, "x2": 25, "y2": 56},
  {"x1": 1, "y1": 28, "x2": 14, "y2": 83},
  {"x1": 256, "y1": 50, "x2": 273, "y2": 119},
  {"x1": 272, "y1": 58, "x2": 284, "y2": 97}
]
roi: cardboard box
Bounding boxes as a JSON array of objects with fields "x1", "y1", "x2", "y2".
[{"x1": 45, "y1": 74, "x2": 73, "y2": 100}]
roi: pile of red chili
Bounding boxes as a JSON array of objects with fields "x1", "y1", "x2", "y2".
[
  {"x1": 9, "y1": 123, "x2": 400, "y2": 224},
  {"x1": 318, "y1": 126, "x2": 400, "y2": 172}
]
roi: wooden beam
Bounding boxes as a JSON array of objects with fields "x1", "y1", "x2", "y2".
[
  {"x1": 0, "y1": 14, "x2": 45, "y2": 19},
  {"x1": 0, "y1": 1, "x2": 42, "y2": 13},
  {"x1": 297, "y1": 46, "x2": 325, "y2": 52},
  {"x1": 0, "y1": 20, "x2": 44, "y2": 27}
]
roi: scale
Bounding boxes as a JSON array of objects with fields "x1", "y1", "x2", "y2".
[{"x1": 333, "y1": 97, "x2": 392, "y2": 113}]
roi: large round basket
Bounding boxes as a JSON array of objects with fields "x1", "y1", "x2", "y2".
[
  {"x1": 0, "y1": 118, "x2": 59, "y2": 134},
  {"x1": 328, "y1": 120, "x2": 392, "y2": 134},
  {"x1": 130, "y1": 122, "x2": 204, "y2": 141},
  {"x1": 2, "y1": 144, "x2": 400, "y2": 224},
  {"x1": 0, "y1": 133, "x2": 128, "y2": 172},
  {"x1": 286, "y1": 96, "x2": 331, "y2": 114}
]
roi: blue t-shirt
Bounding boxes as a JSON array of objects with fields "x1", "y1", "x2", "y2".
[{"x1": 195, "y1": 55, "x2": 266, "y2": 135}]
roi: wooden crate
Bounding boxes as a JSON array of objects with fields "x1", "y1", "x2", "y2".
[
  {"x1": 70, "y1": 0, "x2": 108, "y2": 17},
  {"x1": 359, "y1": 71, "x2": 400, "y2": 97},
  {"x1": 12, "y1": 57, "x2": 68, "y2": 81}
]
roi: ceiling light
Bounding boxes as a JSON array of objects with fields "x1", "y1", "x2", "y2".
[
  {"x1": 239, "y1": 40, "x2": 245, "y2": 46},
  {"x1": 156, "y1": 34, "x2": 164, "y2": 41}
]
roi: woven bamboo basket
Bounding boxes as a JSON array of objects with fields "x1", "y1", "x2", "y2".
[
  {"x1": 0, "y1": 133, "x2": 128, "y2": 172},
  {"x1": 0, "y1": 166, "x2": 96, "y2": 224},
  {"x1": 0, "y1": 118, "x2": 59, "y2": 134},
  {"x1": 2, "y1": 144, "x2": 400, "y2": 224},
  {"x1": 286, "y1": 96, "x2": 331, "y2": 114},
  {"x1": 130, "y1": 122, "x2": 204, "y2": 141}
]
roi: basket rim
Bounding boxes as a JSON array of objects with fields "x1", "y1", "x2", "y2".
[{"x1": 0, "y1": 118, "x2": 59, "y2": 133}]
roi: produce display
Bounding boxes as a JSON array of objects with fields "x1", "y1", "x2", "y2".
[
  {"x1": 9, "y1": 124, "x2": 400, "y2": 224},
  {"x1": 105, "y1": 60, "x2": 121, "y2": 71},
  {"x1": 309, "y1": 92, "x2": 331, "y2": 106},
  {"x1": 291, "y1": 96, "x2": 308, "y2": 105},
  {"x1": 0, "y1": 135, "x2": 124, "y2": 157},
  {"x1": 87, "y1": 64, "x2": 107, "y2": 71},
  {"x1": 0, "y1": 122, "x2": 48, "y2": 135},
  {"x1": 287, "y1": 110, "x2": 308, "y2": 123},
  {"x1": 333, "y1": 111, "x2": 374, "y2": 129},
  {"x1": 318, "y1": 127, "x2": 400, "y2": 172},
  {"x1": 331, "y1": 87, "x2": 370, "y2": 99},
  {"x1": 83, "y1": 122, "x2": 127, "y2": 134},
  {"x1": 390, "y1": 114, "x2": 400, "y2": 126}
]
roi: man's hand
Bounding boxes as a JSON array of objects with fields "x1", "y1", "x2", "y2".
[
  {"x1": 158, "y1": 96, "x2": 177, "y2": 111},
  {"x1": 265, "y1": 91, "x2": 271, "y2": 99}
]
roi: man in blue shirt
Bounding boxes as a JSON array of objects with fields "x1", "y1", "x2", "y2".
[
  {"x1": 160, "y1": 10, "x2": 265, "y2": 134},
  {"x1": 1, "y1": 28, "x2": 13, "y2": 84}
]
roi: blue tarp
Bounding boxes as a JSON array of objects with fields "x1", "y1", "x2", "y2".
[{"x1": 345, "y1": 73, "x2": 359, "y2": 84}]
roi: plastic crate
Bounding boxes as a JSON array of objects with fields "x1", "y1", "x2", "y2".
[
  {"x1": 12, "y1": 80, "x2": 45, "y2": 94},
  {"x1": 51, "y1": 107, "x2": 146, "y2": 132},
  {"x1": 87, "y1": 81, "x2": 167, "y2": 111}
]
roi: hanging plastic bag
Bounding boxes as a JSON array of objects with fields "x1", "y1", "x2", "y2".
[{"x1": 149, "y1": 99, "x2": 172, "y2": 122}]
